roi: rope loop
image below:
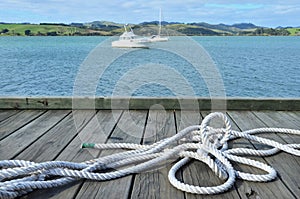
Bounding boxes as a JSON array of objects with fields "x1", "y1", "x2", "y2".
[
  {"x1": 0, "y1": 112, "x2": 300, "y2": 198},
  {"x1": 199, "y1": 112, "x2": 231, "y2": 151}
]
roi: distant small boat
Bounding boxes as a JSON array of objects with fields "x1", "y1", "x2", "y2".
[
  {"x1": 149, "y1": 34, "x2": 169, "y2": 42},
  {"x1": 149, "y1": 8, "x2": 169, "y2": 42},
  {"x1": 112, "y1": 25, "x2": 150, "y2": 48}
]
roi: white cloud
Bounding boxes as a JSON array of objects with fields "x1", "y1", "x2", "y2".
[
  {"x1": 273, "y1": 5, "x2": 300, "y2": 14},
  {"x1": 204, "y1": 3, "x2": 264, "y2": 10}
]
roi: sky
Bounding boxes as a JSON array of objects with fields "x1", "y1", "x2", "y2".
[{"x1": 1, "y1": 0, "x2": 300, "y2": 27}]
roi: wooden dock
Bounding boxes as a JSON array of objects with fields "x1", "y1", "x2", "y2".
[{"x1": 0, "y1": 97, "x2": 300, "y2": 198}]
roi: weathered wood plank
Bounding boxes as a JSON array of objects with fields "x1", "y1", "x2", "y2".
[
  {"x1": 0, "y1": 110, "x2": 19, "y2": 122},
  {"x1": 175, "y1": 110, "x2": 201, "y2": 132},
  {"x1": 75, "y1": 110, "x2": 147, "y2": 199},
  {"x1": 227, "y1": 111, "x2": 296, "y2": 199},
  {"x1": 15, "y1": 110, "x2": 95, "y2": 162},
  {"x1": 284, "y1": 111, "x2": 300, "y2": 122},
  {"x1": 0, "y1": 110, "x2": 44, "y2": 141},
  {"x1": 176, "y1": 111, "x2": 241, "y2": 199},
  {"x1": 252, "y1": 111, "x2": 300, "y2": 196},
  {"x1": 0, "y1": 97, "x2": 300, "y2": 110},
  {"x1": 1, "y1": 110, "x2": 298, "y2": 199},
  {"x1": 0, "y1": 110, "x2": 70, "y2": 160},
  {"x1": 130, "y1": 110, "x2": 185, "y2": 199},
  {"x1": 253, "y1": 111, "x2": 300, "y2": 147},
  {"x1": 0, "y1": 97, "x2": 74, "y2": 109},
  {"x1": 23, "y1": 110, "x2": 123, "y2": 199}
]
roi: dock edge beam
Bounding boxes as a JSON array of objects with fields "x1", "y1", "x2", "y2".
[{"x1": 0, "y1": 97, "x2": 299, "y2": 111}]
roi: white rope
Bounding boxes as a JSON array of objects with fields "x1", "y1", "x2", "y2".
[{"x1": 0, "y1": 112, "x2": 300, "y2": 198}]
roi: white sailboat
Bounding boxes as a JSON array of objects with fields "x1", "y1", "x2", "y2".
[
  {"x1": 149, "y1": 8, "x2": 169, "y2": 42},
  {"x1": 112, "y1": 25, "x2": 150, "y2": 48}
]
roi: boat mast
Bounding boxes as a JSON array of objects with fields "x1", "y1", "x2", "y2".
[{"x1": 158, "y1": 8, "x2": 162, "y2": 36}]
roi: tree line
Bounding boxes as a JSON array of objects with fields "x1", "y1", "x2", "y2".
[{"x1": 253, "y1": 28, "x2": 290, "y2": 36}]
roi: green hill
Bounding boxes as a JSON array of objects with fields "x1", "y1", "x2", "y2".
[
  {"x1": 286, "y1": 28, "x2": 300, "y2": 36},
  {"x1": 0, "y1": 22, "x2": 298, "y2": 36},
  {"x1": 0, "y1": 23, "x2": 111, "y2": 36}
]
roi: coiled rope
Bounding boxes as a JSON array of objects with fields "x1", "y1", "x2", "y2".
[{"x1": 1, "y1": 112, "x2": 300, "y2": 198}]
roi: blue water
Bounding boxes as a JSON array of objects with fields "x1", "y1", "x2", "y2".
[
  {"x1": 0, "y1": 36, "x2": 299, "y2": 97},
  {"x1": 195, "y1": 36, "x2": 300, "y2": 97}
]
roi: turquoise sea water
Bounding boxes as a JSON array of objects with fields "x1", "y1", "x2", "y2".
[{"x1": 0, "y1": 36, "x2": 299, "y2": 97}]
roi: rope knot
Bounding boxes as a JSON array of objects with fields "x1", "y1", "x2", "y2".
[{"x1": 199, "y1": 112, "x2": 232, "y2": 151}]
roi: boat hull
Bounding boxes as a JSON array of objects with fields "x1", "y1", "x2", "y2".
[
  {"x1": 112, "y1": 40, "x2": 149, "y2": 48},
  {"x1": 149, "y1": 36, "x2": 169, "y2": 42}
]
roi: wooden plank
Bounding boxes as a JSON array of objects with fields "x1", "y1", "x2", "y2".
[
  {"x1": 226, "y1": 98, "x2": 300, "y2": 111},
  {"x1": 176, "y1": 111, "x2": 240, "y2": 199},
  {"x1": 227, "y1": 111, "x2": 296, "y2": 199},
  {"x1": 253, "y1": 111, "x2": 300, "y2": 146},
  {"x1": 0, "y1": 110, "x2": 19, "y2": 122},
  {"x1": 0, "y1": 110, "x2": 70, "y2": 160},
  {"x1": 15, "y1": 110, "x2": 95, "y2": 162},
  {"x1": 175, "y1": 110, "x2": 201, "y2": 132},
  {"x1": 2, "y1": 110, "x2": 297, "y2": 199},
  {"x1": 282, "y1": 111, "x2": 300, "y2": 124},
  {"x1": 0, "y1": 97, "x2": 299, "y2": 110},
  {"x1": 0, "y1": 97, "x2": 73, "y2": 109},
  {"x1": 0, "y1": 110, "x2": 45, "y2": 141},
  {"x1": 23, "y1": 110, "x2": 123, "y2": 199},
  {"x1": 130, "y1": 110, "x2": 186, "y2": 199},
  {"x1": 75, "y1": 110, "x2": 147, "y2": 199},
  {"x1": 16, "y1": 110, "x2": 95, "y2": 199},
  {"x1": 252, "y1": 111, "x2": 300, "y2": 196}
]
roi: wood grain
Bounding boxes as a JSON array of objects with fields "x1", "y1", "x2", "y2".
[
  {"x1": 228, "y1": 111, "x2": 296, "y2": 199},
  {"x1": 131, "y1": 110, "x2": 185, "y2": 199},
  {"x1": 0, "y1": 97, "x2": 299, "y2": 110},
  {"x1": 0, "y1": 110, "x2": 44, "y2": 141},
  {"x1": 0, "y1": 110, "x2": 69, "y2": 159},
  {"x1": 75, "y1": 110, "x2": 147, "y2": 199},
  {"x1": 0, "y1": 110, "x2": 299, "y2": 199}
]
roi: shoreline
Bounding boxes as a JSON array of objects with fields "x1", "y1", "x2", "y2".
[
  {"x1": 1, "y1": 35, "x2": 300, "y2": 37},
  {"x1": 1, "y1": 23, "x2": 299, "y2": 36}
]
